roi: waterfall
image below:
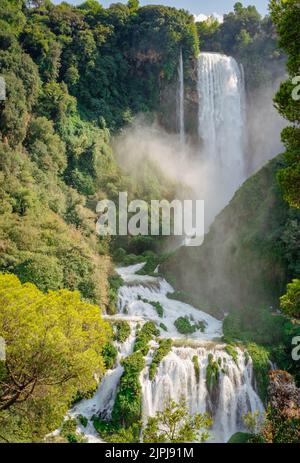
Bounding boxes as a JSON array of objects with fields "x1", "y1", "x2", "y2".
[
  {"x1": 66, "y1": 263, "x2": 264, "y2": 443},
  {"x1": 197, "y1": 52, "x2": 246, "y2": 190},
  {"x1": 66, "y1": 319, "x2": 138, "y2": 442},
  {"x1": 117, "y1": 264, "x2": 263, "y2": 443},
  {"x1": 177, "y1": 49, "x2": 185, "y2": 144},
  {"x1": 51, "y1": 52, "x2": 264, "y2": 445},
  {"x1": 141, "y1": 347, "x2": 264, "y2": 443}
]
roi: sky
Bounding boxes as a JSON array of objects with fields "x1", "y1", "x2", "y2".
[{"x1": 51, "y1": 0, "x2": 270, "y2": 17}]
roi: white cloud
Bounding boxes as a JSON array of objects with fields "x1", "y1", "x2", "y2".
[
  {"x1": 194, "y1": 12, "x2": 224, "y2": 24},
  {"x1": 194, "y1": 13, "x2": 208, "y2": 22}
]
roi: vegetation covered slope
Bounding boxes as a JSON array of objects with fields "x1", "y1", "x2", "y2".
[{"x1": 0, "y1": 0, "x2": 196, "y2": 310}]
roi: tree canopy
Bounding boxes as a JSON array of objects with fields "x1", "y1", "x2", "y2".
[
  {"x1": 0, "y1": 273, "x2": 111, "y2": 441},
  {"x1": 143, "y1": 398, "x2": 212, "y2": 443},
  {"x1": 270, "y1": 0, "x2": 300, "y2": 209}
]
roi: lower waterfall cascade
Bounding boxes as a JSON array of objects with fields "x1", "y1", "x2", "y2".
[{"x1": 67, "y1": 263, "x2": 264, "y2": 443}]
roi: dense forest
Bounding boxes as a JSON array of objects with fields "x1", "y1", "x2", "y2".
[{"x1": 0, "y1": 0, "x2": 299, "y2": 445}]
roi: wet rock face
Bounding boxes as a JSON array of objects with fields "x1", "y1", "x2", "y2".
[{"x1": 268, "y1": 370, "x2": 300, "y2": 420}]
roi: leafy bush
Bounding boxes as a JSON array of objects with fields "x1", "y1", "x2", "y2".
[
  {"x1": 138, "y1": 296, "x2": 164, "y2": 318},
  {"x1": 174, "y1": 316, "x2": 196, "y2": 334},
  {"x1": 112, "y1": 351, "x2": 145, "y2": 428},
  {"x1": 225, "y1": 345, "x2": 238, "y2": 364},
  {"x1": 134, "y1": 321, "x2": 160, "y2": 355},
  {"x1": 78, "y1": 415, "x2": 88, "y2": 428},
  {"x1": 15, "y1": 254, "x2": 64, "y2": 292},
  {"x1": 280, "y1": 279, "x2": 300, "y2": 318},
  {"x1": 112, "y1": 320, "x2": 131, "y2": 343},
  {"x1": 228, "y1": 432, "x2": 253, "y2": 443},
  {"x1": 60, "y1": 418, "x2": 78, "y2": 443},
  {"x1": 149, "y1": 339, "x2": 172, "y2": 380},
  {"x1": 159, "y1": 322, "x2": 168, "y2": 332},
  {"x1": 247, "y1": 343, "x2": 270, "y2": 402},
  {"x1": 143, "y1": 398, "x2": 212, "y2": 443},
  {"x1": 102, "y1": 343, "x2": 118, "y2": 370},
  {"x1": 108, "y1": 274, "x2": 124, "y2": 315},
  {"x1": 93, "y1": 417, "x2": 140, "y2": 443},
  {"x1": 192, "y1": 355, "x2": 200, "y2": 383},
  {"x1": 174, "y1": 316, "x2": 206, "y2": 335},
  {"x1": 206, "y1": 353, "x2": 220, "y2": 394}
]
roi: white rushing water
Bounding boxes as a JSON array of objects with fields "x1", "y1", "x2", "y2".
[
  {"x1": 197, "y1": 52, "x2": 246, "y2": 200},
  {"x1": 117, "y1": 264, "x2": 222, "y2": 341},
  {"x1": 177, "y1": 49, "x2": 186, "y2": 145},
  {"x1": 141, "y1": 346, "x2": 263, "y2": 443},
  {"x1": 67, "y1": 263, "x2": 263, "y2": 443}
]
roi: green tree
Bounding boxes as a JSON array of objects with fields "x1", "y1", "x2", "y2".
[
  {"x1": 270, "y1": 0, "x2": 300, "y2": 208},
  {"x1": 280, "y1": 279, "x2": 300, "y2": 318},
  {"x1": 15, "y1": 254, "x2": 64, "y2": 292},
  {"x1": 0, "y1": 0, "x2": 26, "y2": 36},
  {"x1": 0, "y1": 274, "x2": 111, "y2": 440},
  {"x1": 143, "y1": 398, "x2": 212, "y2": 443},
  {"x1": 128, "y1": 0, "x2": 139, "y2": 12},
  {"x1": 25, "y1": 116, "x2": 67, "y2": 174}
]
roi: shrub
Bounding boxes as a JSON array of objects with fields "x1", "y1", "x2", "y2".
[
  {"x1": 247, "y1": 343, "x2": 270, "y2": 402},
  {"x1": 138, "y1": 296, "x2": 164, "y2": 318},
  {"x1": 143, "y1": 399, "x2": 212, "y2": 443},
  {"x1": 78, "y1": 415, "x2": 88, "y2": 428},
  {"x1": 174, "y1": 316, "x2": 206, "y2": 335},
  {"x1": 174, "y1": 316, "x2": 196, "y2": 334},
  {"x1": 93, "y1": 417, "x2": 140, "y2": 443},
  {"x1": 134, "y1": 321, "x2": 160, "y2": 355},
  {"x1": 192, "y1": 355, "x2": 200, "y2": 383},
  {"x1": 60, "y1": 418, "x2": 79, "y2": 443},
  {"x1": 112, "y1": 351, "x2": 145, "y2": 428},
  {"x1": 160, "y1": 322, "x2": 168, "y2": 332},
  {"x1": 102, "y1": 343, "x2": 118, "y2": 370},
  {"x1": 15, "y1": 254, "x2": 64, "y2": 292},
  {"x1": 112, "y1": 320, "x2": 131, "y2": 343},
  {"x1": 206, "y1": 353, "x2": 219, "y2": 394},
  {"x1": 149, "y1": 339, "x2": 172, "y2": 380},
  {"x1": 225, "y1": 345, "x2": 238, "y2": 364},
  {"x1": 108, "y1": 274, "x2": 124, "y2": 315},
  {"x1": 280, "y1": 279, "x2": 300, "y2": 319}
]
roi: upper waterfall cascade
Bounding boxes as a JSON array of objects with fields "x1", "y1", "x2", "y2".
[
  {"x1": 197, "y1": 52, "x2": 246, "y2": 184},
  {"x1": 68, "y1": 263, "x2": 264, "y2": 443},
  {"x1": 175, "y1": 52, "x2": 247, "y2": 227},
  {"x1": 177, "y1": 49, "x2": 186, "y2": 145}
]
